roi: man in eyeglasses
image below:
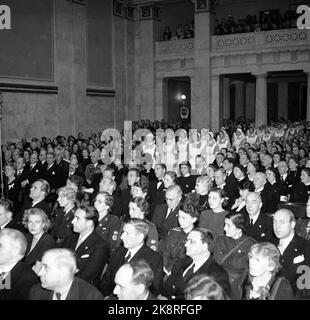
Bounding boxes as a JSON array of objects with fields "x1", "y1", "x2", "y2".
[{"x1": 152, "y1": 185, "x2": 183, "y2": 241}]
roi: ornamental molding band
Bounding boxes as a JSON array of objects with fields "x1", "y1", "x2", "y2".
[
  {"x1": 212, "y1": 29, "x2": 309, "y2": 53},
  {"x1": 194, "y1": 0, "x2": 215, "y2": 13},
  {"x1": 155, "y1": 39, "x2": 194, "y2": 60}
]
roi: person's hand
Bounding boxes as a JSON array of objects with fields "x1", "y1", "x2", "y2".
[{"x1": 157, "y1": 295, "x2": 168, "y2": 300}]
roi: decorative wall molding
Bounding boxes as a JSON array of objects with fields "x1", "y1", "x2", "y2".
[
  {"x1": 194, "y1": 0, "x2": 215, "y2": 13},
  {"x1": 212, "y1": 29, "x2": 309, "y2": 53},
  {"x1": 86, "y1": 88, "x2": 115, "y2": 97},
  {"x1": 66, "y1": 0, "x2": 86, "y2": 6},
  {"x1": 113, "y1": 0, "x2": 136, "y2": 20},
  {"x1": 155, "y1": 39, "x2": 194, "y2": 60},
  {"x1": 138, "y1": 2, "x2": 160, "y2": 20}
]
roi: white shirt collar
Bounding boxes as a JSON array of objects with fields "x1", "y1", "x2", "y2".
[
  {"x1": 0, "y1": 262, "x2": 18, "y2": 274},
  {"x1": 278, "y1": 232, "x2": 295, "y2": 254},
  {"x1": 32, "y1": 199, "x2": 43, "y2": 207},
  {"x1": 127, "y1": 243, "x2": 144, "y2": 261},
  {"x1": 183, "y1": 255, "x2": 210, "y2": 275},
  {"x1": 0, "y1": 219, "x2": 12, "y2": 229},
  {"x1": 52, "y1": 279, "x2": 74, "y2": 300},
  {"x1": 249, "y1": 211, "x2": 260, "y2": 225},
  {"x1": 77, "y1": 230, "x2": 93, "y2": 245}
]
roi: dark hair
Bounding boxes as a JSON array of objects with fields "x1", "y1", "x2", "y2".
[
  {"x1": 165, "y1": 171, "x2": 177, "y2": 183},
  {"x1": 133, "y1": 179, "x2": 149, "y2": 195},
  {"x1": 225, "y1": 212, "x2": 246, "y2": 234},
  {"x1": 239, "y1": 180, "x2": 254, "y2": 192},
  {"x1": 179, "y1": 194, "x2": 200, "y2": 219},
  {"x1": 265, "y1": 166, "x2": 280, "y2": 181},
  {"x1": 79, "y1": 205, "x2": 99, "y2": 228},
  {"x1": 35, "y1": 179, "x2": 50, "y2": 196},
  {"x1": 0, "y1": 199, "x2": 14, "y2": 213},
  {"x1": 128, "y1": 168, "x2": 141, "y2": 178},
  {"x1": 155, "y1": 163, "x2": 167, "y2": 172},
  {"x1": 96, "y1": 192, "x2": 114, "y2": 210},
  {"x1": 224, "y1": 157, "x2": 235, "y2": 165},
  {"x1": 130, "y1": 197, "x2": 149, "y2": 217},
  {"x1": 302, "y1": 167, "x2": 310, "y2": 178},
  {"x1": 208, "y1": 187, "x2": 228, "y2": 208},
  {"x1": 69, "y1": 173, "x2": 85, "y2": 189},
  {"x1": 192, "y1": 228, "x2": 214, "y2": 252}
]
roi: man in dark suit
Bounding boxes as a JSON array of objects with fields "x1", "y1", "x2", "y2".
[
  {"x1": 15, "y1": 157, "x2": 30, "y2": 204},
  {"x1": 54, "y1": 147, "x2": 70, "y2": 190},
  {"x1": 253, "y1": 172, "x2": 278, "y2": 214},
  {"x1": 177, "y1": 162, "x2": 197, "y2": 198},
  {"x1": 113, "y1": 260, "x2": 157, "y2": 300},
  {"x1": 290, "y1": 168, "x2": 310, "y2": 204},
  {"x1": 38, "y1": 148, "x2": 48, "y2": 174},
  {"x1": 192, "y1": 155, "x2": 208, "y2": 176},
  {"x1": 0, "y1": 199, "x2": 23, "y2": 231},
  {"x1": 100, "y1": 218, "x2": 163, "y2": 297},
  {"x1": 148, "y1": 163, "x2": 166, "y2": 219},
  {"x1": 273, "y1": 208, "x2": 310, "y2": 298},
  {"x1": 0, "y1": 228, "x2": 38, "y2": 300},
  {"x1": 29, "y1": 248, "x2": 103, "y2": 300},
  {"x1": 41, "y1": 152, "x2": 58, "y2": 192},
  {"x1": 24, "y1": 153, "x2": 41, "y2": 188},
  {"x1": 152, "y1": 184, "x2": 182, "y2": 241},
  {"x1": 244, "y1": 192, "x2": 275, "y2": 242},
  {"x1": 85, "y1": 150, "x2": 102, "y2": 186},
  {"x1": 161, "y1": 228, "x2": 231, "y2": 300},
  {"x1": 214, "y1": 168, "x2": 238, "y2": 210},
  {"x1": 62, "y1": 205, "x2": 109, "y2": 288}
]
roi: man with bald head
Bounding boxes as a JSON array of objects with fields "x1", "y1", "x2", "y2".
[
  {"x1": 273, "y1": 209, "x2": 310, "y2": 298},
  {"x1": 0, "y1": 228, "x2": 38, "y2": 300},
  {"x1": 253, "y1": 172, "x2": 278, "y2": 213},
  {"x1": 244, "y1": 192, "x2": 275, "y2": 242},
  {"x1": 30, "y1": 248, "x2": 103, "y2": 300}
]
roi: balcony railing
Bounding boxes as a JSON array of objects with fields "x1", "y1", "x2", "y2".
[
  {"x1": 212, "y1": 28, "x2": 310, "y2": 53},
  {"x1": 155, "y1": 38, "x2": 194, "y2": 60},
  {"x1": 155, "y1": 29, "x2": 310, "y2": 59}
]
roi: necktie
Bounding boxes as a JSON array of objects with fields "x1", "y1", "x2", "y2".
[
  {"x1": 183, "y1": 264, "x2": 195, "y2": 282},
  {"x1": 280, "y1": 175, "x2": 284, "y2": 182},
  {"x1": 157, "y1": 180, "x2": 162, "y2": 189},
  {"x1": 250, "y1": 218, "x2": 254, "y2": 226},
  {"x1": 124, "y1": 251, "x2": 131, "y2": 263},
  {"x1": 165, "y1": 208, "x2": 172, "y2": 219},
  {"x1": 55, "y1": 292, "x2": 62, "y2": 300},
  {"x1": 75, "y1": 236, "x2": 83, "y2": 250}
]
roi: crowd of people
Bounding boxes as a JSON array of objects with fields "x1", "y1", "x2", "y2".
[
  {"x1": 215, "y1": 10, "x2": 298, "y2": 36},
  {"x1": 1, "y1": 117, "x2": 310, "y2": 300},
  {"x1": 162, "y1": 22, "x2": 194, "y2": 41}
]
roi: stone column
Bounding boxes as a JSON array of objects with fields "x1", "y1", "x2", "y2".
[
  {"x1": 278, "y1": 82, "x2": 288, "y2": 120},
  {"x1": 245, "y1": 82, "x2": 255, "y2": 121},
  {"x1": 306, "y1": 72, "x2": 310, "y2": 122},
  {"x1": 135, "y1": 3, "x2": 160, "y2": 120},
  {"x1": 223, "y1": 77, "x2": 230, "y2": 120},
  {"x1": 254, "y1": 73, "x2": 267, "y2": 127},
  {"x1": 191, "y1": 0, "x2": 215, "y2": 130},
  {"x1": 211, "y1": 74, "x2": 220, "y2": 131},
  {"x1": 234, "y1": 81, "x2": 245, "y2": 119}
]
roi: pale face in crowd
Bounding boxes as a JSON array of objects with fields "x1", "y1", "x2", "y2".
[
  {"x1": 0, "y1": 205, "x2": 11, "y2": 228},
  {"x1": 28, "y1": 214, "x2": 45, "y2": 237},
  {"x1": 127, "y1": 171, "x2": 139, "y2": 187},
  {"x1": 4, "y1": 165, "x2": 15, "y2": 178},
  {"x1": 248, "y1": 252, "x2": 274, "y2": 278},
  {"x1": 71, "y1": 208, "x2": 90, "y2": 234},
  {"x1": 113, "y1": 265, "x2": 142, "y2": 300},
  {"x1": 57, "y1": 191, "x2": 70, "y2": 208},
  {"x1": 214, "y1": 171, "x2": 225, "y2": 187},
  {"x1": 180, "y1": 164, "x2": 190, "y2": 176},
  {"x1": 121, "y1": 223, "x2": 143, "y2": 250},
  {"x1": 273, "y1": 210, "x2": 295, "y2": 240},
  {"x1": 129, "y1": 202, "x2": 144, "y2": 220},
  {"x1": 155, "y1": 165, "x2": 165, "y2": 180},
  {"x1": 208, "y1": 191, "x2": 223, "y2": 211},
  {"x1": 94, "y1": 194, "x2": 109, "y2": 213},
  {"x1": 178, "y1": 210, "x2": 196, "y2": 231},
  {"x1": 185, "y1": 231, "x2": 208, "y2": 259},
  {"x1": 0, "y1": 234, "x2": 21, "y2": 266},
  {"x1": 301, "y1": 170, "x2": 310, "y2": 185},
  {"x1": 245, "y1": 193, "x2": 262, "y2": 216},
  {"x1": 224, "y1": 218, "x2": 241, "y2": 239},
  {"x1": 253, "y1": 173, "x2": 266, "y2": 190},
  {"x1": 278, "y1": 161, "x2": 288, "y2": 176},
  {"x1": 165, "y1": 189, "x2": 181, "y2": 210},
  {"x1": 38, "y1": 252, "x2": 69, "y2": 291},
  {"x1": 30, "y1": 181, "x2": 45, "y2": 201},
  {"x1": 195, "y1": 180, "x2": 208, "y2": 195},
  {"x1": 131, "y1": 186, "x2": 146, "y2": 199},
  {"x1": 164, "y1": 174, "x2": 174, "y2": 189}
]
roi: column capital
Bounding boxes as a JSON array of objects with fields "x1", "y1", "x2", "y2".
[
  {"x1": 138, "y1": 2, "x2": 160, "y2": 21},
  {"x1": 113, "y1": 0, "x2": 136, "y2": 20},
  {"x1": 193, "y1": 0, "x2": 216, "y2": 13},
  {"x1": 253, "y1": 72, "x2": 267, "y2": 79}
]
